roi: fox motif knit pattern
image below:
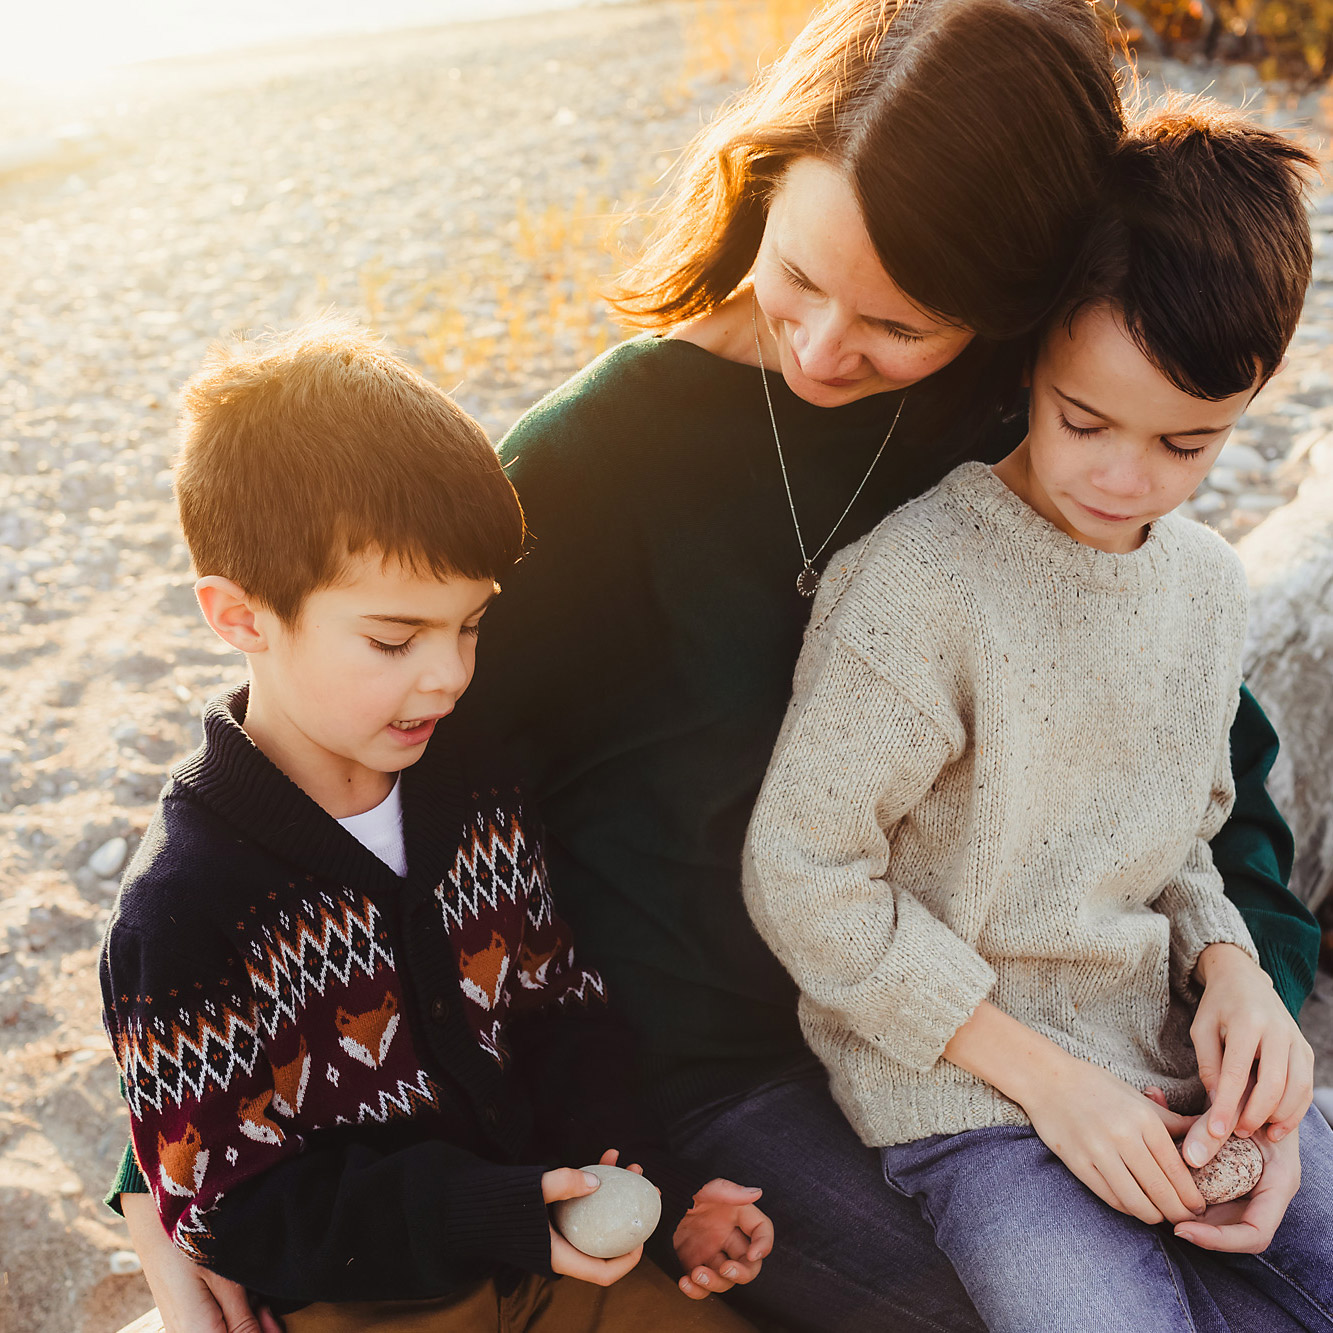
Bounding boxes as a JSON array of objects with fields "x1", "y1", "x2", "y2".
[
  {"x1": 743, "y1": 462, "x2": 1260, "y2": 1148},
  {"x1": 101, "y1": 685, "x2": 629, "y2": 1304}
]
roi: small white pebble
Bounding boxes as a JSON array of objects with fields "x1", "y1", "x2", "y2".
[{"x1": 109, "y1": 1250, "x2": 142, "y2": 1276}]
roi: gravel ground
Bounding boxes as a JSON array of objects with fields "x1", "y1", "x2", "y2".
[{"x1": 0, "y1": 5, "x2": 1329, "y2": 1329}]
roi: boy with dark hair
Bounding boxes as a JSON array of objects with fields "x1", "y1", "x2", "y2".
[
  {"x1": 744, "y1": 103, "x2": 1333, "y2": 1329},
  {"x1": 102, "y1": 317, "x2": 769, "y2": 1331}
]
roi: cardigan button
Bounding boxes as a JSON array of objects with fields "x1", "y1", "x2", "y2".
[{"x1": 430, "y1": 996, "x2": 449, "y2": 1023}]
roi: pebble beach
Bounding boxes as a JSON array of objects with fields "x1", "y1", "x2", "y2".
[{"x1": 0, "y1": 3, "x2": 1330, "y2": 1328}]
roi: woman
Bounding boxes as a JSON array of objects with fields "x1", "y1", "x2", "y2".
[{"x1": 119, "y1": 0, "x2": 1319, "y2": 1328}]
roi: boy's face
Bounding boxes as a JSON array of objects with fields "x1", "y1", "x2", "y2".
[
  {"x1": 242, "y1": 549, "x2": 495, "y2": 814},
  {"x1": 1015, "y1": 304, "x2": 1258, "y2": 554}
]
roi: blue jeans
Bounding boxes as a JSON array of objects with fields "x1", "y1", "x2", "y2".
[
  {"x1": 668, "y1": 1066, "x2": 986, "y2": 1332},
  {"x1": 881, "y1": 1107, "x2": 1333, "y2": 1333}
]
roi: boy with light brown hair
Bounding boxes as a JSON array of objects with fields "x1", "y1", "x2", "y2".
[{"x1": 103, "y1": 317, "x2": 770, "y2": 1331}]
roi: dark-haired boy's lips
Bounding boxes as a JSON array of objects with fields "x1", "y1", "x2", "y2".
[{"x1": 1078, "y1": 501, "x2": 1136, "y2": 522}]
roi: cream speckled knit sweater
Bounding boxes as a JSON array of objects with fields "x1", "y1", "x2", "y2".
[{"x1": 743, "y1": 461, "x2": 1258, "y2": 1147}]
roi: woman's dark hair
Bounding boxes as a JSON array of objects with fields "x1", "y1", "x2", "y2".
[
  {"x1": 1057, "y1": 99, "x2": 1316, "y2": 401},
  {"x1": 613, "y1": 0, "x2": 1123, "y2": 349}
]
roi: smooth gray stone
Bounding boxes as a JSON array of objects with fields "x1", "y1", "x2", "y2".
[{"x1": 550, "y1": 1164, "x2": 662, "y2": 1259}]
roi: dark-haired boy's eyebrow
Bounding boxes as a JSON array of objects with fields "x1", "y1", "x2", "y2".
[
  {"x1": 1054, "y1": 386, "x2": 1228, "y2": 436},
  {"x1": 362, "y1": 591, "x2": 496, "y2": 629},
  {"x1": 781, "y1": 258, "x2": 931, "y2": 338}
]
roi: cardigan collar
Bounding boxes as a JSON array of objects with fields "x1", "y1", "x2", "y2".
[{"x1": 170, "y1": 683, "x2": 468, "y2": 897}]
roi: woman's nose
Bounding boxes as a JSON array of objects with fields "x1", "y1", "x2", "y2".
[{"x1": 789, "y1": 312, "x2": 861, "y2": 380}]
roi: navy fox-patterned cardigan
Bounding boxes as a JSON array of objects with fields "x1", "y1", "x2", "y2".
[{"x1": 101, "y1": 685, "x2": 698, "y2": 1308}]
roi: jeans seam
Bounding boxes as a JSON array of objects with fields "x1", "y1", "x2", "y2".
[
  {"x1": 1245, "y1": 1251, "x2": 1333, "y2": 1328},
  {"x1": 1155, "y1": 1233, "x2": 1199, "y2": 1333}
]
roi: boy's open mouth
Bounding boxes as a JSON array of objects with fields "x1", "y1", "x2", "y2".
[{"x1": 387, "y1": 716, "x2": 441, "y2": 744}]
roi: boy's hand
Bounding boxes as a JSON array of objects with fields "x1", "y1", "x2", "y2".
[
  {"x1": 121, "y1": 1191, "x2": 285, "y2": 1333},
  {"x1": 1181, "y1": 943, "x2": 1313, "y2": 1168},
  {"x1": 1174, "y1": 1118, "x2": 1301, "y2": 1253},
  {"x1": 673, "y1": 1179, "x2": 773, "y2": 1301},
  {"x1": 1020, "y1": 1055, "x2": 1208, "y2": 1225},
  {"x1": 541, "y1": 1163, "x2": 645, "y2": 1285}
]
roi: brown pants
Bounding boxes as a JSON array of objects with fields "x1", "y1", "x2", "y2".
[{"x1": 282, "y1": 1261, "x2": 759, "y2": 1333}]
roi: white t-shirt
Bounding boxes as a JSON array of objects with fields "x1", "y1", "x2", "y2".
[{"x1": 336, "y1": 777, "x2": 408, "y2": 877}]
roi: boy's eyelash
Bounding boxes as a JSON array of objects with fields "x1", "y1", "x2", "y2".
[
  {"x1": 1058, "y1": 414, "x2": 1208, "y2": 460},
  {"x1": 1163, "y1": 440, "x2": 1207, "y2": 460},
  {"x1": 370, "y1": 638, "x2": 413, "y2": 656},
  {"x1": 1058, "y1": 414, "x2": 1102, "y2": 439}
]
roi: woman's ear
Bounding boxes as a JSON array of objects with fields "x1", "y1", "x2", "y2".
[{"x1": 195, "y1": 577, "x2": 269, "y2": 653}]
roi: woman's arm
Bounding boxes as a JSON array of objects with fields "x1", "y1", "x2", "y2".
[{"x1": 1213, "y1": 684, "x2": 1318, "y2": 1019}]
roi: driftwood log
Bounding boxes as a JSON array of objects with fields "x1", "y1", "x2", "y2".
[{"x1": 1239, "y1": 442, "x2": 1333, "y2": 914}]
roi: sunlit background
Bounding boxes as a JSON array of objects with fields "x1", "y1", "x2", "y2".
[{"x1": 3, "y1": 0, "x2": 617, "y2": 92}]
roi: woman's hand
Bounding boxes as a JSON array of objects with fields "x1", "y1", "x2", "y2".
[
  {"x1": 121, "y1": 1192, "x2": 284, "y2": 1333},
  {"x1": 1020, "y1": 1057, "x2": 1208, "y2": 1225},
  {"x1": 541, "y1": 1154, "x2": 644, "y2": 1287},
  {"x1": 1181, "y1": 943, "x2": 1314, "y2": 1168},
  {"x1": 673, "y1": 1179, "x2": 773, "y2": 1301}
]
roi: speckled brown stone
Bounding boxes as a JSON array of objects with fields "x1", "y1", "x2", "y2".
[{"x1": 1189, "y1": 1136, "x2": 1264, "y2": 1204}]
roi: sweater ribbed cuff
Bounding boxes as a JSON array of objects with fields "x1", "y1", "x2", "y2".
[
  {"x1": 861, "y1": 895, "x2": 997, "y2": 1072},
  {"x1": 104, "y1": 1137, "x2": 147, "y2": 1215},
  {"x1": 440, "y1": 1164, "x2": 554, "y2": 1278},
  {"x1": 1163, "y1": 888, "x2": 1260, "y2": 1004}
]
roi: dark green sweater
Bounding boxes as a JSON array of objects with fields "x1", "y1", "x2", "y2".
[{"x1": 458, "y1": 335, "x2": 1318, "y2": 1124}]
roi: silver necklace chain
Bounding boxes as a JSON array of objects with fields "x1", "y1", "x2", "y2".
[{"x1": 751, "y1": 292, "x2": 906, "y2": 597}]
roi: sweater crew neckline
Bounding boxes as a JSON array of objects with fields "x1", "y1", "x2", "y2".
[{"x1": 945, "y1": 460, "x2": 1174, "y2": 596}]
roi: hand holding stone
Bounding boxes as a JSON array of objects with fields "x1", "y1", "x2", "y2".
[{"x1": 550, "y1": 1163, "x2": 662, "y2": 1259}]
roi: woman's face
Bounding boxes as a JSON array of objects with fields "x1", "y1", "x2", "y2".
[{"x1": 751, "y1": 156, "x2": 975, "y2": 407}]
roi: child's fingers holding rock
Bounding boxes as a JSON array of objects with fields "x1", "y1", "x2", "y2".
[{"x1": 541, "y1": 1167, "x2": 603, "y2": 1203}]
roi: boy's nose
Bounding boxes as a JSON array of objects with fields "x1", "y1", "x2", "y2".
[
  {"x1": 417, "y1": 650, "x2": 469, "y2": 699},
  {"x1": 1092, "y1": 454, "x2": 1153, "y2": 500}
]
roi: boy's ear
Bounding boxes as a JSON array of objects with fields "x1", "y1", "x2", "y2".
[{"x1": 195, "y1": 577, "x2": 270, "y2": 653}]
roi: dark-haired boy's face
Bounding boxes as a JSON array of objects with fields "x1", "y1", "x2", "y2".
[
  {"x1": 1010, "y1": 305, "x2": 1257, "y2": 554},
  {"x1": 241, "y1": 549, "x2": 496, "y2": 817}
]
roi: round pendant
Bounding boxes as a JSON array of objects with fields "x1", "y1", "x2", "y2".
[{"x1": 796, "y1": 565, "x2": 820, "y2": 597}]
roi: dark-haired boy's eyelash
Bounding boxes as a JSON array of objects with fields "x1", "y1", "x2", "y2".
[
  {"x1": 370, "y1": 638, "x2": 413, "y2": 656},
  {"x1": 1163, "y1": 440, "x2": 1207, "y2": 460},
  {"x1": 1057, "y1": 414, "x2": 1102, "y2": 439}
]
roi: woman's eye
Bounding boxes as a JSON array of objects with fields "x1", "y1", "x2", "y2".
[
  {"x1": 461, "y1": 622, "x2": 482, "y2": 638},
  {"x1": 369, "y1": 638, "x2": 413, "y2": 657},
  {"x1": 880, "y1": 325, "x2": 926, "y2": 346},
  {"x1": 1057, "y1": 414, "x2": 1102, "y2": 439},
  {"x1": 783, "y1": 264, "x2": 818, "y2": 293}
]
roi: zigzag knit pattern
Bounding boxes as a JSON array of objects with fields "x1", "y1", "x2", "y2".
[{"x1": 103, "y1": 755, "x2": 603, "y2": 1262}]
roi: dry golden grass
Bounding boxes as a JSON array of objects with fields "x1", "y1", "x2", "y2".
[{"x1": 352, "y1": 1, "x2": 820, "y2": 408}]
